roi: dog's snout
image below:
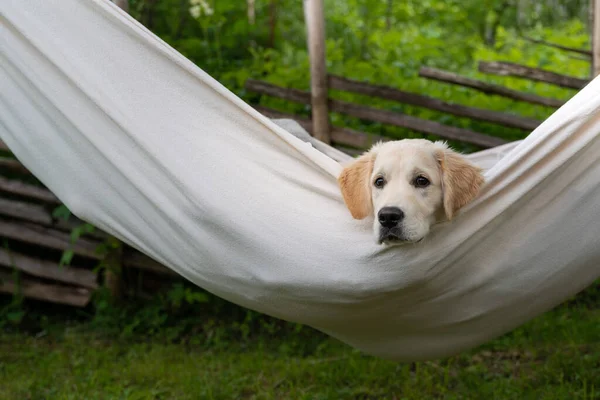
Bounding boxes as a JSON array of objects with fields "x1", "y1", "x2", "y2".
[{"x1": 378, "y1": 207, "x2": 404, "y2": 228}]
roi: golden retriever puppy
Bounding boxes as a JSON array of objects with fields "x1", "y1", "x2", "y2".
[{"x1": 338, "y1": 139, "x2": 484, "y2": 245}]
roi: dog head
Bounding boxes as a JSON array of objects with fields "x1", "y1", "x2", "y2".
[{"x1": 338, "y1": 139, "x2": 484, "y2": 245}]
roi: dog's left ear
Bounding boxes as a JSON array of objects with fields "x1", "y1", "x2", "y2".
[{"x1": 434, "y1": 142, "x2": 485, "y2": 220}]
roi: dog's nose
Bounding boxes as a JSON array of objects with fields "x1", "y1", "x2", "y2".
[{"x1": 378, "y1": 207, "x2": 404, "y2": 228}]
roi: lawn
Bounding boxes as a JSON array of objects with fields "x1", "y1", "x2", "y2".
[{"x1": 1, "y1": 285, "x2": 599, "y2": 400}]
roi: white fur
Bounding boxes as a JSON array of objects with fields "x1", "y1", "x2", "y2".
[
  {"x1": 368, "y1": 140, "x2": 447, "y2": 243},
  {"x1": 338, "y1": 139, "x2": 484, "y2": 245}
]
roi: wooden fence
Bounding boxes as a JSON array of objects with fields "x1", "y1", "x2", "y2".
[
  {"x1": 0, "y1": 145, "x2": 174, "y2": 307},
  {"x1": 246, "y1": 58, "x2": 588, "y2": 153},
  {"x1": 0, "y1": 38, "x2": 591, "y2": 307}
]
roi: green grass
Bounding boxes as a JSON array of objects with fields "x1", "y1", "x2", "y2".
[{"x1": 1, "y1": 285, "x2": 599, "y2": 400}]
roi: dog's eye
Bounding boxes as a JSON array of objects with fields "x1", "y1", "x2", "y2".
[
  {"x1": 414, "y1": 176, "x2": 430, "y2": 188},
  {"x1": 374, "y1": 177, "x2": 385, "y2": 188}
]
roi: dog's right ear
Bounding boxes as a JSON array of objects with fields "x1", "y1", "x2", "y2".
[{"x1": 338, "y1": 150, "x2": 376, "y2": 220}]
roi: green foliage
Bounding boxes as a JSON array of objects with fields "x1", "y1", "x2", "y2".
[
  {"x1": 0, "y1": 241, "x2": 26, "y2": 328},
  {"x1": 85, "y1": 282, "x2": 320, "y2": 355},
  {"x1": 50, "y1": 205, "x2": 97, "y2": 267},
  {"x1": 58, "y1": 224, "x2": 95, "y2": 267},
  {"x1": 113, "y1": 1, "x2": 592, "y2": 153},
  {"x1": 180, "y1": 2, "x2": 587, "y2": 153},
  {"x1": 2, "y1": 7, "x2": 598, "y2": 396},
  {"x1": 248, "y1": 21, "x2": 585, "y2": 151},
  {"x1": 1, "y1": 285, "x2": 598, "y2": 399},
  {"x1": 166, "y1": 283, "x2": 209, "y2": 308},
  {"x1": 51, "y1": 204, "x2": 71, "y2": 221},
  {"x1": 0, "y1": 276, "x2": 25, "y2": 328}
]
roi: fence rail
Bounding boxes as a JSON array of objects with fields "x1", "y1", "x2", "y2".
[
  {"x1": 478, "y1": 61, "x2": 589, "y2": 89},
  {"x1": 255, "y1": 106, "x2": 384, "y2": 150},
  {"x1": 246, "y1": 79, "x2": 506, "y2": 148},
  {"x1": 328, "y1": 75, "x2": 541, "y2": 131},
  {"x1": 418, "y1": 67, "x2": 566, "y2": 108},
  {"x1": 521, "y1": 36, "x2": 592, "y2": 57},
  {"x1": 246, "y1": 57, "x2": 581, "y2": 153}
]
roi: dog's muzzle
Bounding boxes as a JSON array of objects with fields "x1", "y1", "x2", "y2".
[{"x1": 378, "y1": 207, "x2": 406, "y2": 244}]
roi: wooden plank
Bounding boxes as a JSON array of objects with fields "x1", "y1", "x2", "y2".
[
  {"x1": 329, "y1": 75, "x2": 541, "y2": 131},
  {"x1": 255, "y1": 106, "x2": 387, "y2": 149},
  {"x1": 0, "y1": 218, "x2": 172, "y2": 275},
  {"x1": 0, "y1": 271, "x2": 92, "y2": 307},
  {"x1": 0, "y1": 197, "x2": 107, "y2": 239},
  {"x1": 256, "y1": 107, "x2": 314, "y2": 131},
  {"x1": 419, "y1": 67, "x2": 566, "y2": 108},
  {"x1": 0, "y1": 176, "x2": 60, "y2": 204},
  {"x1": 479, "y1": 61, "x2": 588, "y2": 89},
  {"x1": 329, "y1": 125, "x2": 388, "y2": 149},
  {"x1": 569, "y1": 55, "x2": 591, "y2": 62},
  {"x1": 0, "y1": 248, "x2": 98, "y2": 289},
  {"x1": 0, "y1": 197, "x2": 52, "y2": 225},
  {"x1": 52, "y1": 219, "x2": 108, "y2": 240},
  {"x1": 123, "y1": 249, "x2": 177, "y2": 276},
  {"x1": 329, "y1": 100, "x2": 506, "y2": 148},
  {"x1": 246, "y1": 80, "x2": 505, "y2": 148},
  {"x1": 0, "y1": 219, "x2": 101, "y2": 259},
  {"x1": 0, "y1": 158, "x2": 29, "y2": 175},
  {"x1": 247, "y1": 79, "x2": 311, "y2": 103},
  {"x1": 303, "y1": 0, "x2": 330, "y2": 142},
  {"x1": 521, "y1": 36, "x2": 591, "y2": 57},
  {"x1": 593, "y1": 0, "x2": 600, "y2": 77}
]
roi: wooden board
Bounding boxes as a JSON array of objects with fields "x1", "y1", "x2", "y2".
[
  {"x1": 0, "y1": 176, "x2": 60, "y2": 204},
  {"x1": 419, "y1": 67, "x2": 566, "y2": 108},
  {"x1": 479, "y1": 61, "x2": 588, "y2": 89},
  {"x1": 246, "y1": 79, "x2": 505, "y2": 148},
  {"x1": 329, "y1": 75, "x2": 541, "y2": 131},
  {"x1": 0, "y1": 270, "x2": 92, "y2": 307},
  {"x1": 254, "y1": 106, "x2": 387, "y2": 149},
  {"x1": 0, "y1": 248, "x2": 98, "y2": 289}
]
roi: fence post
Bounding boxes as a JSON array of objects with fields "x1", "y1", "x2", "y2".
[
  {"x1": 113, "y1": 0, "x2": 129, "y2": 12},
  {"x1": 303, "y1": 0, "x2": 330, "y2": 143},
  {"x1": 103, "y1": 240, "x2": 123, "y2": 301},
  {"x1": 106, "y1": 0, "x2": 128, "y2": 300},
  {"x1": 592, "y1": 0, "x2": 600, "y2": 77}
]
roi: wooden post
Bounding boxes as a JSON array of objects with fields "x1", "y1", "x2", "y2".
[
  {"x1": 247, "y1": 0, "x2": 256, "y2": 25},
  {"x1": 303, "y1": 0, "x2": 330, "y2": 143},
  {"x1": 103, "y1": 239, "x2": 124, "y2": 301},
  {"x1": 592, "y1": 0, "x2": 600, "y2": 77},
  {"x1": 269, "y1": 0, "x2": 277, "y2": 48},
  {"x1": 385, "y1": 0, "x2": 393, "y2": 31},
  {"x1": 107, "y1": 0, "x2": 128, "y2": 301},
  {"x1": 113, "y1": 0, "x2": 129, "y2": 12}
]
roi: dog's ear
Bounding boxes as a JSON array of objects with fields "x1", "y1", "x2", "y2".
[
  {"x1": 434, "y1": 142, "x2": 484, "y2": 221},
  {"x1": 338, "y1": 150, "x2": 377, "y2": 220}
]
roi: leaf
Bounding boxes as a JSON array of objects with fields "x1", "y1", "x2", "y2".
[
  {"x1": 6, "y1": 310, "x2": 25, "y2": 323},
  {"x1": 59, "y1": 249, "x2": 74, "y2": 268},
  {"x1": 185, "y1": 290, "x2": 209, "y2": 304},
  {"x1": 52, "y1": 205, "x2": 71, "y2": 221}
]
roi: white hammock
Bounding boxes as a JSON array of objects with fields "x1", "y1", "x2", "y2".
[{"x1": 2, "y1": 0, "x2": 599, "y2": 361}]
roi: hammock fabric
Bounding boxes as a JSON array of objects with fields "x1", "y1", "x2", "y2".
[{"x1": 2, "y1": 0, "x2": 600, "y2": 361}]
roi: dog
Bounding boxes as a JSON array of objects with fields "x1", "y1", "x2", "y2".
[{"x1": 338, "y1": 139, "x2": 484, "y2": 245}]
